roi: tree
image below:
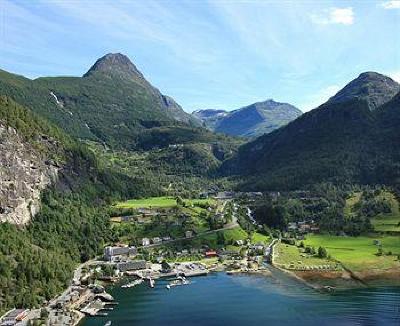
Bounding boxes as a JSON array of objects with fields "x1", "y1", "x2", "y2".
[{"x1": 318, "y1": 246, "x2": 327, "y2": 258}]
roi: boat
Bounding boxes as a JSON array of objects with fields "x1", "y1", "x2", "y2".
[
  {"x1": 121, "y1": 279, "x2": 143, "y2": 288},
  {"x1": 149, "y1": 278, "x2": 155, "y2": 288},
  {"x1": 166, "y1": 276, "x2": 191, "y2": 289},
  {"x1": 104, "y1": 321, "x2": 112, "y2": 326}
]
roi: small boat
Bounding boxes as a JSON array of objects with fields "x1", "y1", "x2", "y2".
[
  {"x1": 149, "y1": 278, "x2": 155, "y2": 288},
  {"x1": 167, "y1": 276, "x2": 191, "y2": 289},
  {"x1": 104, "y1": 321, "x2": 112, "y2": 326}
]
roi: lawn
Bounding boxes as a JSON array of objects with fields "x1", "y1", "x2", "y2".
[
  {"x1": 274, "y1": 242, "x2": 337, "y2": 270},
  {"x1": 222, "y1": 227, "x2": 248, "y2": 242},
  {"x1": 114, "y1": 196, "x2": 177, "y2": 209},
  {"x1": 184, "y1": 198, "x2": 216, "y2": 207},
  {"x1": 371, "y1": 192, "x2": 400, "y2": 232},
  {"x1": 345, "y1": 191, "x2": 400, "y2": 232},
  {"x1": 303, "y1": 234, "x2": 400, "y2": 271},
  {"x1": 251, "y1": 232, "x2": 270, "y2": 244},
  {"x1": 188, "y1": 226, "x2": 248, "y2": 249}
]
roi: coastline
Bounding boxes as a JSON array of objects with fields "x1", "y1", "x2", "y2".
[
  {"x1": 289, "y1": 267, "x2": 400, "y2": 290},
  {"x1": 270, "y1": 240, "x2": 400, "y2": 290}
]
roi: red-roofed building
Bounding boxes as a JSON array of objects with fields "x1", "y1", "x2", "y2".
[{"x1": 205, "y1": 251, "x2": 217, "y2": 257}]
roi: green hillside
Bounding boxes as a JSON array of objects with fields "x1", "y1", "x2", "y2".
[
  {"x1": 0, "y1": 53, "x2": 208, "y2": 150},
  {"x1": 221, "y1": 73, "x2": 400, "y2": 190},
  {"x1": 0, "y1": 96, "x2": 168, "y2": 312}
]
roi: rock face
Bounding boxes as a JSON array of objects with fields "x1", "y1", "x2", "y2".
[{"x1": 0, "y1": 123, "x2": 58, "y2": 224}]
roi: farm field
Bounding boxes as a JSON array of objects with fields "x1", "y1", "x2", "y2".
[
  {"x1": 114, "y1": 196, "x2": 177, "y2": 208},
  {"x1": 345, "y1": 190, "x2": 400, "y2": 232},
  {"x1": 303, "y1": 234, "x2": 400, "y2": 271},
  {"x1": 251, "y1": 232, "x2": 270, "y2": 244},
  {"x1": 274, "y1": 242, "x2": 337, "y2": 270}
]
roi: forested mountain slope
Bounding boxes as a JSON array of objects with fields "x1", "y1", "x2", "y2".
[
  {"x1": 0, "y1": 95, "x2": 162, "y2": 311},
  {"x1": 221, "y1": 72, "x2": 400, "y2": 190},
  {"x1": 0, "y1": 53, "x2": 203, "y2": 150}
]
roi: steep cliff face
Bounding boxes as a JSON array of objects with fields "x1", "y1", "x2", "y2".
[{"x1": 0, "y1": 123, "x2": 59, "y2": 224}]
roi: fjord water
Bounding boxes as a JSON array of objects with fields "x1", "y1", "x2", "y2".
[{"x1": 84, "y1": 271, "x2": 400, "y2": 326}]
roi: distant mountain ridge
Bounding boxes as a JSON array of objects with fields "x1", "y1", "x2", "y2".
[
  {"x1": 220, "y1": 72, "x2": 400, "y2": 190},
  {"x1": 193, "y1": 99, "x2": 302, "y2": 137}
]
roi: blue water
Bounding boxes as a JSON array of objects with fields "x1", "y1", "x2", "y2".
[{"x1": 83, "y1": 270, "x2": 400, "y2": 326}]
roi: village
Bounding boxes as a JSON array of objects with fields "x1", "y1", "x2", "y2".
[
  {"x1": 0, "y1": 192, "x2": 280, "y2": 326},
  {"x1": 3, "y1": 189, "x2": 387, "y2": 326}
]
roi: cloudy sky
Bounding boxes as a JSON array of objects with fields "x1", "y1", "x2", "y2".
[{"x1": 0, "y1": 0, "x2": 399, "y2": 112}]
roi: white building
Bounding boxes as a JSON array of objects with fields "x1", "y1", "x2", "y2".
[
  {"x1": 142, "y1": 238, "x2": 150, "y2": 246},
  {"x1": 104, "y1": 246, "x2": 137, "y2": 261}
]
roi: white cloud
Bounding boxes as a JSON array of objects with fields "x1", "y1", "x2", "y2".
[
  {"x1": 311, "y1": 7, "x2": 354, "y2": 25},
  {"x1": 381, "y1": 1, "x2": 400, "y2": 9}
]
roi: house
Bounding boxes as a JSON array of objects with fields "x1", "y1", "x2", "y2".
[
  {"x1": 205, "y1": 250, "x2": 217, "y2": 258},
  {"x1": 299, "y1": 224, "x2": 311, "y2": 232},
  {"x1": 214, "y1": 191, "x2": 235, "y2": 200},
  {"x1": 162, "y1": 236, "x2": 172, "y2": 242},
  {"x1": 116, "y1": 260, "x2": 146, "y2": 272},
  {"x1": 235, "y1": 240, "x2": 244, "y2": 246},
  {"x1": 142, "y1": 238, "x2": 150, "y2": 246},
  {"x1": 0, "y1": 309, "x2": 29, "y2": 326},
  {"x1": 152, "y1": 237, "x2": 162, "y2": 244},
  {"x1": 288, "y1": 222, "x2": 298, "y2": 231},
  {"x1": 185, "y1": 230, "x2": 193, "y2": 238},
  {"x1": 199, "y1": 192, "x2": 209, "y2": 199},
  {"x1": 104, "y1": 246, "x2": 137, "y2": 261}
]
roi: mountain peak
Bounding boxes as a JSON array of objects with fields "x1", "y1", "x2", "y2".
[
  {"x1": 83, "y1": 53, "x2": 144, "y2": 79},
  {"x1": 328, "y1": 71, "x2": 400, "y2": 110}
]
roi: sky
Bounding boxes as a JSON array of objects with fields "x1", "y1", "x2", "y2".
[{"x1": 0, "y1": 0, "x2": 399, "y2": 113}]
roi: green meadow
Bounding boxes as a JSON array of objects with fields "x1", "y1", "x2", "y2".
[
  {"x1": 345, "y1": 190, "x2": 400, "y2": 232},
  {"x1": 303, "y1": 234, "x2": 400, "y2": 271},
  {"x1": 370, "y1": 192, "x2": 400, "y2": 232},
  {"x1": 114, "y1": 196, "x2": 177, "y2": 208}
]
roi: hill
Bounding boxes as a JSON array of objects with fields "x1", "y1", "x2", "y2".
[
  {"x1": 0, "y1": 53, "x2": 203, "y2": 150},
  {"x1": 220, "y1": 72, "x2": 400, "y2": 190},
  {"x1": 0, "y1": 95, "x2": 158, "y2": 311},
  {"x1": 193, "y1": 99, "x2": 302, "y2": 137}
]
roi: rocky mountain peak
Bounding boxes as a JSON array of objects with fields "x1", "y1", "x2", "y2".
[
  {"x1": 328, "y1": 71, "x2": 400, "y2": 110},
  {"x1": 83, "y1": 53, "x2": 144, "y2": 80}
]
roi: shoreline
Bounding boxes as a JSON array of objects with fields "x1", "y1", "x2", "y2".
[
  {"x1": 287, "y1": 267, "x2": 400, "y2": 290},
  {"x1": 269, "y1": 239, "x2": 400, "y2": 290}
]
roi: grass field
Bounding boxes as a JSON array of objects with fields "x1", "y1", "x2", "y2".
[
  {"x1": 251, "y1": 232, "x2": 270, "y2": 244},
  {"x1": 189, "y1": 226, "x2": 248, "y2": 249},
  {"x1": 114, "y1": 196, "x2": 177, "y2": 208},
  {"x1": 371, "y1": 192, "x2": 400, "y2": 232},
  {"x1": 274, "y1": 243, "x2": 337, "y2": 270},
  {"x1": 345, "y1": 191, "x2": 400, "y2": 232},
  {"x1": 303, "y1": 234, "x2": 400, "y2": 271}
]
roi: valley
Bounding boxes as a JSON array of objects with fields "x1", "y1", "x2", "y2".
[{"x1": 1, "y1": 53, "x2": 400, "y2": 325}]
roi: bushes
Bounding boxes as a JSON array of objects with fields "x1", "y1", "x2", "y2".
[{"x1": 318, "y1": 246, "x2": 328, "y2": 258}]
